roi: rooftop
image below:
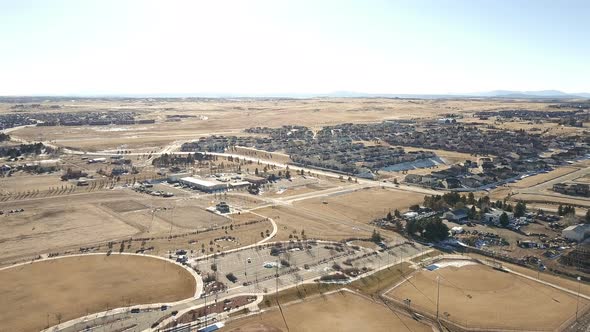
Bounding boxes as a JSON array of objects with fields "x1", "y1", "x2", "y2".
[{"x1": 180, "y1": 176, "x2": 225, "y2": 188}]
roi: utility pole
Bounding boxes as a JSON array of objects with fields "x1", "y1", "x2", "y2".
[
  {"x1": 436, "y1": 276, "x2": 441, "y2": 321},
  {"x1": 576, "y1": 276, "x2": 581, "y2": 322}
]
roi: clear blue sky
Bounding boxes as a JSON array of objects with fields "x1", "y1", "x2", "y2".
[{"x1": 0, "y1": 0, "x2": 588, "y2": 95}]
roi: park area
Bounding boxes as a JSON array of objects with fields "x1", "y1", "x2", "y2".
[
  {"x1": 224, "y1": 290, "x2": 432, "y2": 332},
  {"x1": 385, "y1": 259, "x2": 589, "y2": 331},
  {"x1": 0, "y1": 254, "x2": 196, "y2": 332}
]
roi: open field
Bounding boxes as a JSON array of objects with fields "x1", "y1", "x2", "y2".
[
  {"x1": 224, "y1": 290, "x2": 432, "y2": 332},
  {"x1": 0, "y1": 254, "x2": 196, "y2": 332},
  {"x1": 262, "y1": 176, "x2": 342, "y2": 198},
  {"x1": 154, "y1": 205, "x2": 229, "y2": 229},
  {"x1": 255, "y1": 187, "x2": 422, "y2": 243},
  {"x1": 386, "y1": 261, "x2": 589, "y2": 331},
  {"x1": 401, "y1": 146, "x2": 475, "y2": 165},
  {"x1": 0, "y1": 198, "x2": 140, "y2": 262},
  {"x1": 0, "y1": 189, "x2": 268, "y2": 265},
  {"x1": 509, "y1": 166, "x2": 579, "y2": 189},
  {"x1": 255, "y1": 205, "x2": 374, "y2": 242},
  {"x1": 511, "y1": 193, "x2": 590, "y2": 208},
  {"x1": 294, "y1": 186, "x2": 425, "y2": 224},
  {"x1": 0, "y1": 172, "x2": 65, "y2": 194},
  {"x1": 466, "y1": 253, "x2": 590, "y2": 298}
]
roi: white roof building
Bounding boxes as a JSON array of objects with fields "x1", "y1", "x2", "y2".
[{"x1": 180, "y1": 176, "x2": 228, "y2": 192}]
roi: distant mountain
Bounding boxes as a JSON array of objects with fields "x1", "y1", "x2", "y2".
[
  {"x1": 318, "y1": 90, "x2": 590, "y2": 99},
  {"x1": 471, "y1": 90, "x2": 589, "y2": 99}
]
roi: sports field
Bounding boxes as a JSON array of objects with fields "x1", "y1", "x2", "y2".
[
  {"x1": 0, "y1": 254, "x2": 196, "y2": 332},
  {"x1": 385, "y1": 260, "x2": 588, "y2": 331},
  {"x1": 224, "y1": 290, "x2": 432, "y2": 332}
]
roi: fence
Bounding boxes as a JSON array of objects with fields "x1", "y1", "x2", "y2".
[{"x1": 381, "y1": 293, "x2": 590, "y2": 332}]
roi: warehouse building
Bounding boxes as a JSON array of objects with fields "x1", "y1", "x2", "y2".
[
  {"x1": 562, "y1": 224, "x2": 590, "y2": 242},
  {"x1": 179, "y1": 176, "x2": 228, "y2": 193}
]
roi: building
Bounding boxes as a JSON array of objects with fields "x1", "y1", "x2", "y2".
[
  {"x1": 229, "y1": 181, "x2": 250, "y2": 189},
  {"x1": 552, "y1": 182, "x2": 590, "y2": 197},
  {"x1": 444, "y1": 209, "x2": 469, "y2": 223},
  {"x1": 168, "y1": 172, "x2": 192, "y2": 182},
  {"x1": 244, "y1": 175, "x2": 267, "y2": 185},
  {"x1": 562, "y1": 224, "x2": 590, "y2": 242},
  {"x1": 179, "y1": 176, "x2": 228, "y2": 193},
  {"x1": 483, "y1": 209, "x2": 513, "y2": 225},
  {"x1": 216, "y1": 202, "x2": 230, "y2": 214},
  {"x1": 87, "y1": 157, "x2": 106, "y2": 164}
]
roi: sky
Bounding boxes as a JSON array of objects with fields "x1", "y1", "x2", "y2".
[{"x1": 0, "y1": 0, "x2": 589, "y2": 96}]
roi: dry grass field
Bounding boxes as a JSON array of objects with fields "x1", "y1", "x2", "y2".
[
  {"x1": 401, "y1": 146, "x2": 475, "y2": 165},
  {"x1": 0, "y1": 199, "x2": 139, "y2": 262},
  {"x1": 0, "y1": 173, "x2": 65, "y2": 194},
  {"x1": 511, "y1": 193, "x2": 590, "y2": 208},
  {"x1": 255, "y1": 187, "x2": 422, "y2": 242},
  {"x1": 224, "y1": 290, "x2": 432, "y2": 332},
  {"x1": 0, "y1": 188, "x2": 268, "y2": 264},
  {"x1": 0, "y1": 254, "x2": 196, "y2": 332},
  {"x1": 386, "y1": 261, "x2": 588, "y2": 331},
  {"x1": 295, "y1": 186, "x2": 425, "y2": 223},
  {"x1": 509, "y1": 166, "x2": 578, "y2": 189},
  {"x1": 154, "y1": 205, "x2": 229, "y2": 229}
]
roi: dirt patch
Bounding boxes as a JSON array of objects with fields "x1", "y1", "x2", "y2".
[
  {"x1": 103, "y1": 200, "x2": 148, "y2": 213},
  {"x1": 0, "y1": 254, "x2": 196, "y2": 332}
]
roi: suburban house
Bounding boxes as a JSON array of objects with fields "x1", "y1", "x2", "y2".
[
  {"x1": 483, "y1": 209, "x2": 513, "y2": 225},
  {"x1": 443, "y1": 209, "x2": 469, "y2": 223}
]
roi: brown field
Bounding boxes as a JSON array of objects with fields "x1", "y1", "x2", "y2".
[
  {"x1": 102, "y1": 199, "x2": 149, "y2": 213},
  {"x1": 467, "y1": 253, "x2": 590, "y2": 298},
  {"x1": 194, "y1": 193, "x2": 269, "y2": 211},
  {"x1": 0, "y1": 199, "x2": 139, "y2": 262},
  {"x1": 0, "y1": 172, "x2": 65, "y2": 194},
  {"x1": 255, "y1": 205, "x2": 372, "y2": 242},
  {"x1": 386, "y1": 262, "x2": 589, "y2": 331},
  {"x1": 511, "y1": 193, "x2": 590, "y2": 208},
  {"x1": 154, "y1": 205, "x2": 229, "y2": 229},
  {"x1": 509, "y1": 166, "x2": 578, "y2": 189},
  {"x1": 224, "y1": 290, "x2": 432, "y2": 332},
  {"x1": 0, "y1": 254, "x2": 196, "y2": 332},
  {"x1": 402, "y1": 146, "x2": 476, "y2": 165},
  {"x1": 0, "y1": 189, "x2": 270, "y2": 265},
  {"x1": 295, "y1": 186, "x2": 425, "y2": 223},
  {"x1": 255, "y1": 187, "x2": 422, "y2": 242}
]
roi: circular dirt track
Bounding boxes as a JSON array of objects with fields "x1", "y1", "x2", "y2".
[{"x1": 0, "y1": 254, "x2": 196, "y2": 332}]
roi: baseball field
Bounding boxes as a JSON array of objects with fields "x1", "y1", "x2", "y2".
[
  {"x1": 0, "y1": 254, "x2": 196, "y2": 332},
  {"x1": 385, "y1": 259, "x2": 589, "y2": 331}
]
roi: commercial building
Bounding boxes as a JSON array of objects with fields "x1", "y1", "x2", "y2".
[
  {"x1": 179, "y1": 176, "x2": 228, "y2": 193},
  {"x1": 244, "y1": 175, "x2": 267, "y2": 185}
]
